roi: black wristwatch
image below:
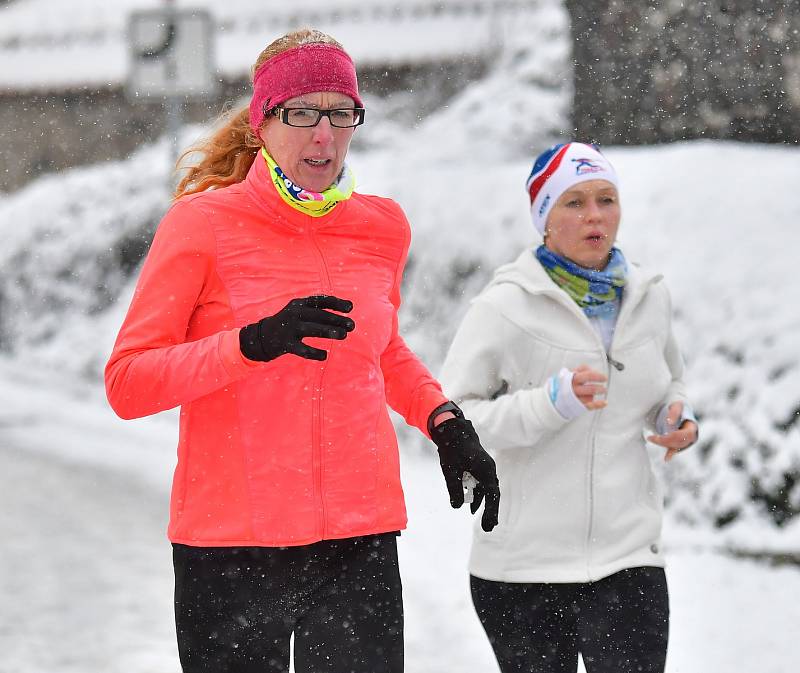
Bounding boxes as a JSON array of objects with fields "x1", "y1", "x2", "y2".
[{"x1": 427, "y1": 400, "x2": 464, "y2": 435}]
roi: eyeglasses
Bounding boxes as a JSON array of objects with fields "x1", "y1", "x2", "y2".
[{"x1": 271, "y1": 106, "x2": 366, "y2": 128}]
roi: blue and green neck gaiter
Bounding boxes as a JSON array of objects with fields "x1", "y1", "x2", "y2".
[{"x1": 535, "y1": 245, "x2": 628, "y2": 318}]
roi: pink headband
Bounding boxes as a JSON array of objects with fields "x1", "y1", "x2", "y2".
[{"x1": 249, "y1": 43, "x2": 363, "y2": 132}]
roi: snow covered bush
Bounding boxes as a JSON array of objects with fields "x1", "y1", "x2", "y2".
[{"x1": 0, "y1": 142, "x2": 171, "y2": 374}]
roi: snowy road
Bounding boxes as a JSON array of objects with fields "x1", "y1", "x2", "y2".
[
  {"x1": 1, "y1": 445, "x2": 179, "y2": 673},
  {"x1": 4, "y1": 439, "x2": 800, "y2": 673},
  {"x1": 0, "y1": 353, "x2": 797, "y2": 673}
]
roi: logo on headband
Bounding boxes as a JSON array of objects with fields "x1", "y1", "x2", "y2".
[
  {"x1": 572, "y1": 157, "x2": 605, "y2": 175},
  {"x1": 538, "y1": 194, "x2": 551, "y2": 216}
]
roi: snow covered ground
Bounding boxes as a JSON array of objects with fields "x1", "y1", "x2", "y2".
[{"x1": 2, "y1": 359, "x2": 800, "y2": 673}]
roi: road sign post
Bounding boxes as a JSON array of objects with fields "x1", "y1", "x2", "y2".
[{"x1": 126, "y1": 6, "x2": 217, "y2": 165}]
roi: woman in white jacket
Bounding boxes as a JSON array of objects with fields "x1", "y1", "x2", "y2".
[{"x1": 440, "y1": 142, "x2": 697, "y2": 673}]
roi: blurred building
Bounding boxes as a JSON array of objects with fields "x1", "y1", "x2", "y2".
[{"x1": 0, "y1": 0, "x2": 522, "y2": 192}]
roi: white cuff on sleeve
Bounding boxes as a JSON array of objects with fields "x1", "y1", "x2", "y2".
[{"x1": 546, "y1": 368, "x2": 588, "y2": 421}]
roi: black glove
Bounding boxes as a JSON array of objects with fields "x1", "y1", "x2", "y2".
[
  {"x1": 429, "y1": 402, "x2": 500, "y2": 532},
  {"x1": 239, "y1": 295, "x2": 355, "y2": 362}
]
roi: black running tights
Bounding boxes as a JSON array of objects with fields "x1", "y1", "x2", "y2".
[
  {"x1": 471, "y1": 566, "x2": 669, "y2": 673},
  {"x1": 173, "y1": 533, "x2": 403, "y2": 673}
]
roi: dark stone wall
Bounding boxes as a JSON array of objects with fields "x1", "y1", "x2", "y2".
[
  {"x1": 565, "y1": 0, "x2": 800, "y2": 144},
  {"x1": 0, "y1": 79, "x2": 244, "y2": 195}
]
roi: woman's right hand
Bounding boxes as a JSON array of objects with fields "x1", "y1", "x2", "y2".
[
  {"x1": 239, "y1": 295, "x2": 355, "y2": 362},
  {"x1": 571, "y1": 364, "x2": 608, "y2": 410}
]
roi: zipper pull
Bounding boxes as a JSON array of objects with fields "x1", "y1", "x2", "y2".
[{"x1": 607, "y1": 354, "x2": 625, "y2": 371}]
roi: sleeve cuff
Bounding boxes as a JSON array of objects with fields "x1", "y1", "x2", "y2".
[
  {"x1": 547, "y1": 368, "x2": 589, "y2": 421},
  {"x1": 417, "y1": 386, "x2": 450, "y2": 439},
  {"x1": 219, "y1": 328, "x2": 262, "y2": 378},
  {"x1": 530, "y1": 386, "x2": 572, "y2": 433}
]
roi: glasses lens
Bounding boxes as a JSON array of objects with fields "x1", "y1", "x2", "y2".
[
  {"x1": 329, "y1": 109, "x2": 360, "y2": 127},
  {"x1": 285, "y1": 109, "x2": 320, "y2": 127}
]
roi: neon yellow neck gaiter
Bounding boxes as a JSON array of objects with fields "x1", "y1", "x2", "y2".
[{"x1": 262, "y1": 148, "x2": 355, "y2": 217}]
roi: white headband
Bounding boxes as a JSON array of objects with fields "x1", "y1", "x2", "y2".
[{"x1": 526, "y1": 143, "x2": 619, "y2": 235}]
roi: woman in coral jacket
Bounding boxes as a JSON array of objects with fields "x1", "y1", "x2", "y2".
[
  {"x1": 440, "y1": 142, "x2": 698, "y2": 673},
  {"x1": 105, "y1": 28, "x2": 499, "y2": 673}
]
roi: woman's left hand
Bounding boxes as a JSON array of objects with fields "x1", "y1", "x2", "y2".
[{"x1": 646, "y1": 401, "x2": 698, "y2": 462}]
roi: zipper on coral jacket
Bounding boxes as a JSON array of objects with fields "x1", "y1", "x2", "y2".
[{"x1": 307, "y1": 222, "x2": 334, "y2": 539}]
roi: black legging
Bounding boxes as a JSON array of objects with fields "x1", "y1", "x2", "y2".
[
  {"x1": 471, "y1": 566, "x2": 669, "y2": 673},
  {"x1": 173, "y1": 533, "x2": 403, "y2": 673}
]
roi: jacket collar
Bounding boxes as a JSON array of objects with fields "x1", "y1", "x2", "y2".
[
  {"x1": 485, "y1": 247, "x2": 662, "y2": 323},
  {"x1": 243, "y1": 151, "x2": 349, "y2": 232}
]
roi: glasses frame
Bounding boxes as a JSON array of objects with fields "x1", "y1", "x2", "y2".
[{"x1": 270, "y1": 106, "x2": 366, "y2": 128}]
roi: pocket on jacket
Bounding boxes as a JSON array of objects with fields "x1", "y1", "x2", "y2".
[
  {"x1": 520, "y1": 343, "x2": 558, "y2": 389},
  {"x1": 619, "y1": 336, "x2": 672, "y2": 416}
]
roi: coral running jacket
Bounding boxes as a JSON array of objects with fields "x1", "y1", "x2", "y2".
[{"x1": 105, "y1": 156, "x2": 447, "y2": 546}]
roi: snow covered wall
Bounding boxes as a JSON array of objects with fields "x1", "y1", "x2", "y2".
[
  {"x1": 0, "y1": 0, "x2": 537, "y2": 90},
  {"x1": 1, "y1": 0, "x2": 799, "y2": 550}
]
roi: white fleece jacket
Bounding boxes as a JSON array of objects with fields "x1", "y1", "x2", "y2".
[{"x1": 440, "y1": 248, "x2": 690, "y2": 583}]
